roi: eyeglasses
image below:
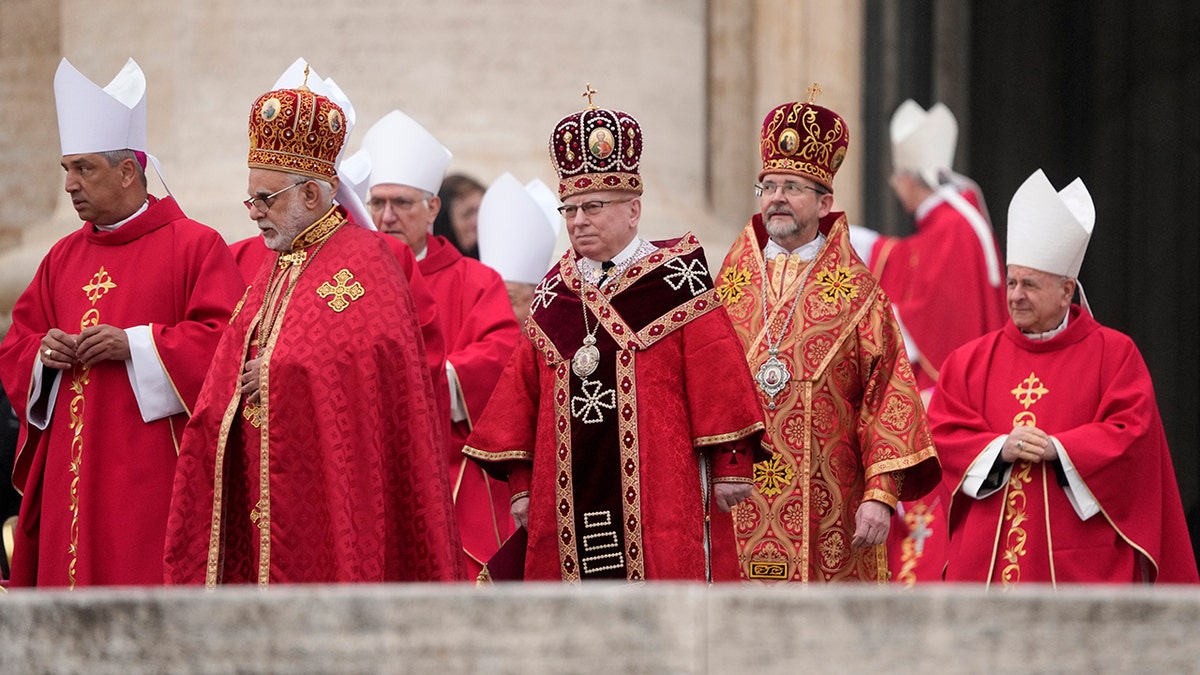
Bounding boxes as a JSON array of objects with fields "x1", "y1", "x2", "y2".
[
  {"x1": 556, "y1": 198, "x2": 634, "y2": 219},
  {"x1": 754, "y1": 181, "x2": 827, "y2": 198},
  {"x1": 366, "y1": 195, "x2": 427, "y2": 214},
  {"x1": 244, "y1": 181, "x2": 307, "y2": 212}
]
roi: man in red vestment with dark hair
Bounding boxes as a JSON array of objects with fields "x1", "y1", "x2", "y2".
[
  {"x1": 0, "y1": 58, "x2": 243, "y2": 587},
  {"x1": 163, "y1": 64, "x2": 463, "y2": 585},
  {"x1": 717, "y1": 88, "x2": 941, "y2": 584},
  {"x1": 465, "y1": 89, "x2": 766, "y2": 583},
  {"x1": 929, "y1": 169, "x2": 1198, "y2": 586},
  {"x1": 343, "y1": 110, "x2": 521, "y2": 580}
]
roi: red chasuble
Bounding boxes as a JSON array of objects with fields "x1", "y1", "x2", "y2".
[
  {"x1": 465, "y1": 234, "x2": 765, "y2": 583},
  {"x1": 869, "y1": 189, "x2": 1006, "y2": 584},
  {"x1": 164, "y1": 208, "x2": 464, "y2": 585},
  {"x1": 228, "y1": 232, "x2": 448, "y2": 412},
  {"x1": 0, "y1": 196, "x2": 243, "y2": 587},
  {"x1": 717, "y1": 213, "x2": 940, "y2": 583},
  {"x1": 869, "y1": 189, "x2": 1006, "y2": 390},
  {"x1": 418, "y1": 235, "x2": 521, "y2": 579},
  {"x1": 930, "y1": 306, "x2": 1198, "y2": 585}
]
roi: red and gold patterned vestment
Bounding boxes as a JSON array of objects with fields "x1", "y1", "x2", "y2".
[
  {"x1": 717, "y1": 212, "x2": 940, "y2": 583},
  {"x1": 164, "y1": 207, "x2": 464, "y2": 585}
]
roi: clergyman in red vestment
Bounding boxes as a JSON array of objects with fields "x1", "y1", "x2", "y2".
[
  {"x1": 163, "y1": 67, "x2": 463, "y2": 585},
  {"x1": 0, "y1": 58, "x2": 243, "y2": 587},
  {"x1": 849, "y1": 101, "x2": 1008, "y2": 584},
  {"x1": 716, "y1": 90, "x2": 941, "y2": 584},
  {"x1": 929, "y1": 169, "x2": 1198, "y2": 586},
  {"x1": 465, "y1": 92, "x2": 766, "y2": 583},
  {"x1": 342, "y1": 110, "x2": 522, "y2": 579}
]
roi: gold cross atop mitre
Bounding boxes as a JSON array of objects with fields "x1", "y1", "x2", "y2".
[
  {"x1": 581, "y1": 83, "x2": 598, "y2": 110},
  {"x1": 298, "y1": 64, "x2": 311, "y2": 92},
  {"x1": 807, "y1": 82, "x2": 823, "y2": 103}
]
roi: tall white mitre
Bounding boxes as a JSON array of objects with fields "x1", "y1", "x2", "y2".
[
  {"x1": 478, "y1": 173, "x2": 562, "y2": 285},
  {"x1": 55, "y1": 57, "x2": 148, "y2": 156},
  {"x1": 1007, "y1": 168, "x2": 1095, "y2": 280},
  {"x1": 269, "y1": 57, "x2": 376, "y2": 231},
  {"x1": 354, "y1": 110, "x2": 454, "y2": 195},
  {"x1": 890, "y1": 99, "x2": 958, "y2": 188}
]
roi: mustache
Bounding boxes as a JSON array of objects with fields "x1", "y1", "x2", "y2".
[{"x1": 766, "y1": 205, "x2": 795, "y2": 219}]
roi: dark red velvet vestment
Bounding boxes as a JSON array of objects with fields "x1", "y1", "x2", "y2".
[{"x1": 465, "y1": 234, "x2": 764, "y2": 582}]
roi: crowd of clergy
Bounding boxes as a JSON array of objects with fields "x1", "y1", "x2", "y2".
[{"x1": 0, "y1": 57, "x2": 1194, "y2": 590}]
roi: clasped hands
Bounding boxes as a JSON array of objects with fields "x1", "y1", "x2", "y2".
[
  {"x1": 40, "y1": 326, "x2": 130, "y2": 369},
  {"x1": 1002, "y1": 425, "x2": 1058, "y2": 464}
]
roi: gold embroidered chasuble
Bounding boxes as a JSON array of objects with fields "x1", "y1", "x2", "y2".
[{"x1": 717, "y1": 212, "x2": 940, "y2": 582}]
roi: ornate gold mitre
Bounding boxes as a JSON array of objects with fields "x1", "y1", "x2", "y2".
[{"x1": 247, "y1": 67, "x2": 347, "y2": 181}]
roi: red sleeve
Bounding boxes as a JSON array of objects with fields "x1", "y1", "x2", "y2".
[
  {"x1": 445, "y1": 263, "x2": 521, "y2": 428},
  {"x1": 151, "y1": 227, "x2": 244, "y2": 412}
]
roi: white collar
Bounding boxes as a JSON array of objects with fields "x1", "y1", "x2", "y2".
[
  {"x1": 581, "y1": 235, "x2": 645, "y2": 272},
  {"x1": 1022, "y1": 310, "x2": 1069, "y2": 341},
  {"x1": 94, "y1": 200, "x2": 149, "y2": 232},
  {"x1": 764, "y1": 233, "x2": 825, "y2": 262}
]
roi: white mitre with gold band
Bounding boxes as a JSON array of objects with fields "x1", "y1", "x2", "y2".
[
  {"x1": 478, "y1": 173, "x2": 562, "y2": 285},
  {"x1": 890, "y1": 99, "x2": 957, "y2": 189},
  {"x1": 358, "y1": 110, "x2": 453, "y2": 195},
  {"x1": 269, "y1": 57, "x2": 375, "y2": 231},
  {"x1": 55, "y1": 57, "x2": 147, "y2": 156},
  {"x1": 1007, "y1": 168, "x2": 1095, "y2": 279}
]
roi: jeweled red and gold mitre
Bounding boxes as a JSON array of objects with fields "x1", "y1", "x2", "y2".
[
  {"x1": 548, "y1": 83, "x2": 643, "y2": 199},
  {"x1": 759, "y1": 83, "x2": 849, "y2": 191},
  {"x1": 247, "y1": 69, "x2": 347, "y2": 181}
]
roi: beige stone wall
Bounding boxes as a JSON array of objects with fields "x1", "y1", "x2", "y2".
[{"x1": 0, "y1": 0, "x2": 864, "y2": 318}]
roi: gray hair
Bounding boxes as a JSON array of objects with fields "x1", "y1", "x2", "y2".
[
  {"x1": 283, "y1": 172, "x2": 334, "y2": 204},
  {"x1": 98, "y1": 149, "x2": 148, "y2": 188}
]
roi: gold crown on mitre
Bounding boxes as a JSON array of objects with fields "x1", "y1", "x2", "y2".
[
  {"x1": 247, "y1": 63, "x2": 347, "y2": 181},
  {"x1": 1007, "y1": 169, "x2": 1095, "y2": 279},
  {"x1": 890, "y1": 99, "x2": 957, "y2": 188}
]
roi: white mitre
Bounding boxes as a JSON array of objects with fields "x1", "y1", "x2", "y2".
[
  {"x1": 55, "y1": 57, "x2": 147, "y2": 156},
  {"x1": 270, "y1": 57, "x2": 375, "y2": 231},
  {"x1": 1007, "y1": 168, "x2": 1095, "y2": 279},
  {"x1": 478, "y1": 174, "x2": 562, "y2": 285},
  {"x1": 358, "y1": 110, "x2": 453, "y2": 195},
  {"x1": 890, "y1": 99, "x2": 957, "y2": 188}
]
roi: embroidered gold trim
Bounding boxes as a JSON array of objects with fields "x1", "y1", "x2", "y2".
[
  {"x1": 694, "y1": 421, "x2": 765, "y2": 447},
  {"x1": 552, "y1": 363, "x2": 580, "y2": 583},
  {"x1": 616, "y1": 350, "x2": 645, "y2": 581},
  {"x1": 461, "y1": 445, "x2": 535, "y2": 462}
]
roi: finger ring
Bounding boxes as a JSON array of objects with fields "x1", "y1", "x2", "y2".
[
  {"x1": 1017, "y1": 440, "x2": 1025, "y2": 451},
  {"x1": 44, "y1": 348, "x2": 52, "y2": 357}
]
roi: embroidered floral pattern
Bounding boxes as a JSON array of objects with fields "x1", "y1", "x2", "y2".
[
  {"x1": 815, "y1": 265, "x2": 858, "y2": 304},
  {"x1": 716, "y1": 266, "x2": 752, "y2": 305}
]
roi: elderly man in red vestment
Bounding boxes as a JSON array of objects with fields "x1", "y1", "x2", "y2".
[
  {"x1": 929, "y1": 169, "x2": 1198, "y2": 586},
  {"x1": 0, "y1": 58, "x2": 243, "y2": 587},
  {"x1": 163, "y1": 69, "x2": 463, "y2": 585},
  {"x1": 850, "y1": 101, "x2": 1008, "y2": 584},
  {"x1": 465, "y1": 89, "x2": 766, "y2": 583},
  {"x1": 342, "y1": 110, "x2": 521, "y2": 579},
  {"x1": 224, "y1": 60, "x2": 449, "y2": 412},
  {"x1": 716, "y1": 87, "x2": 941, "y2": 583}
]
